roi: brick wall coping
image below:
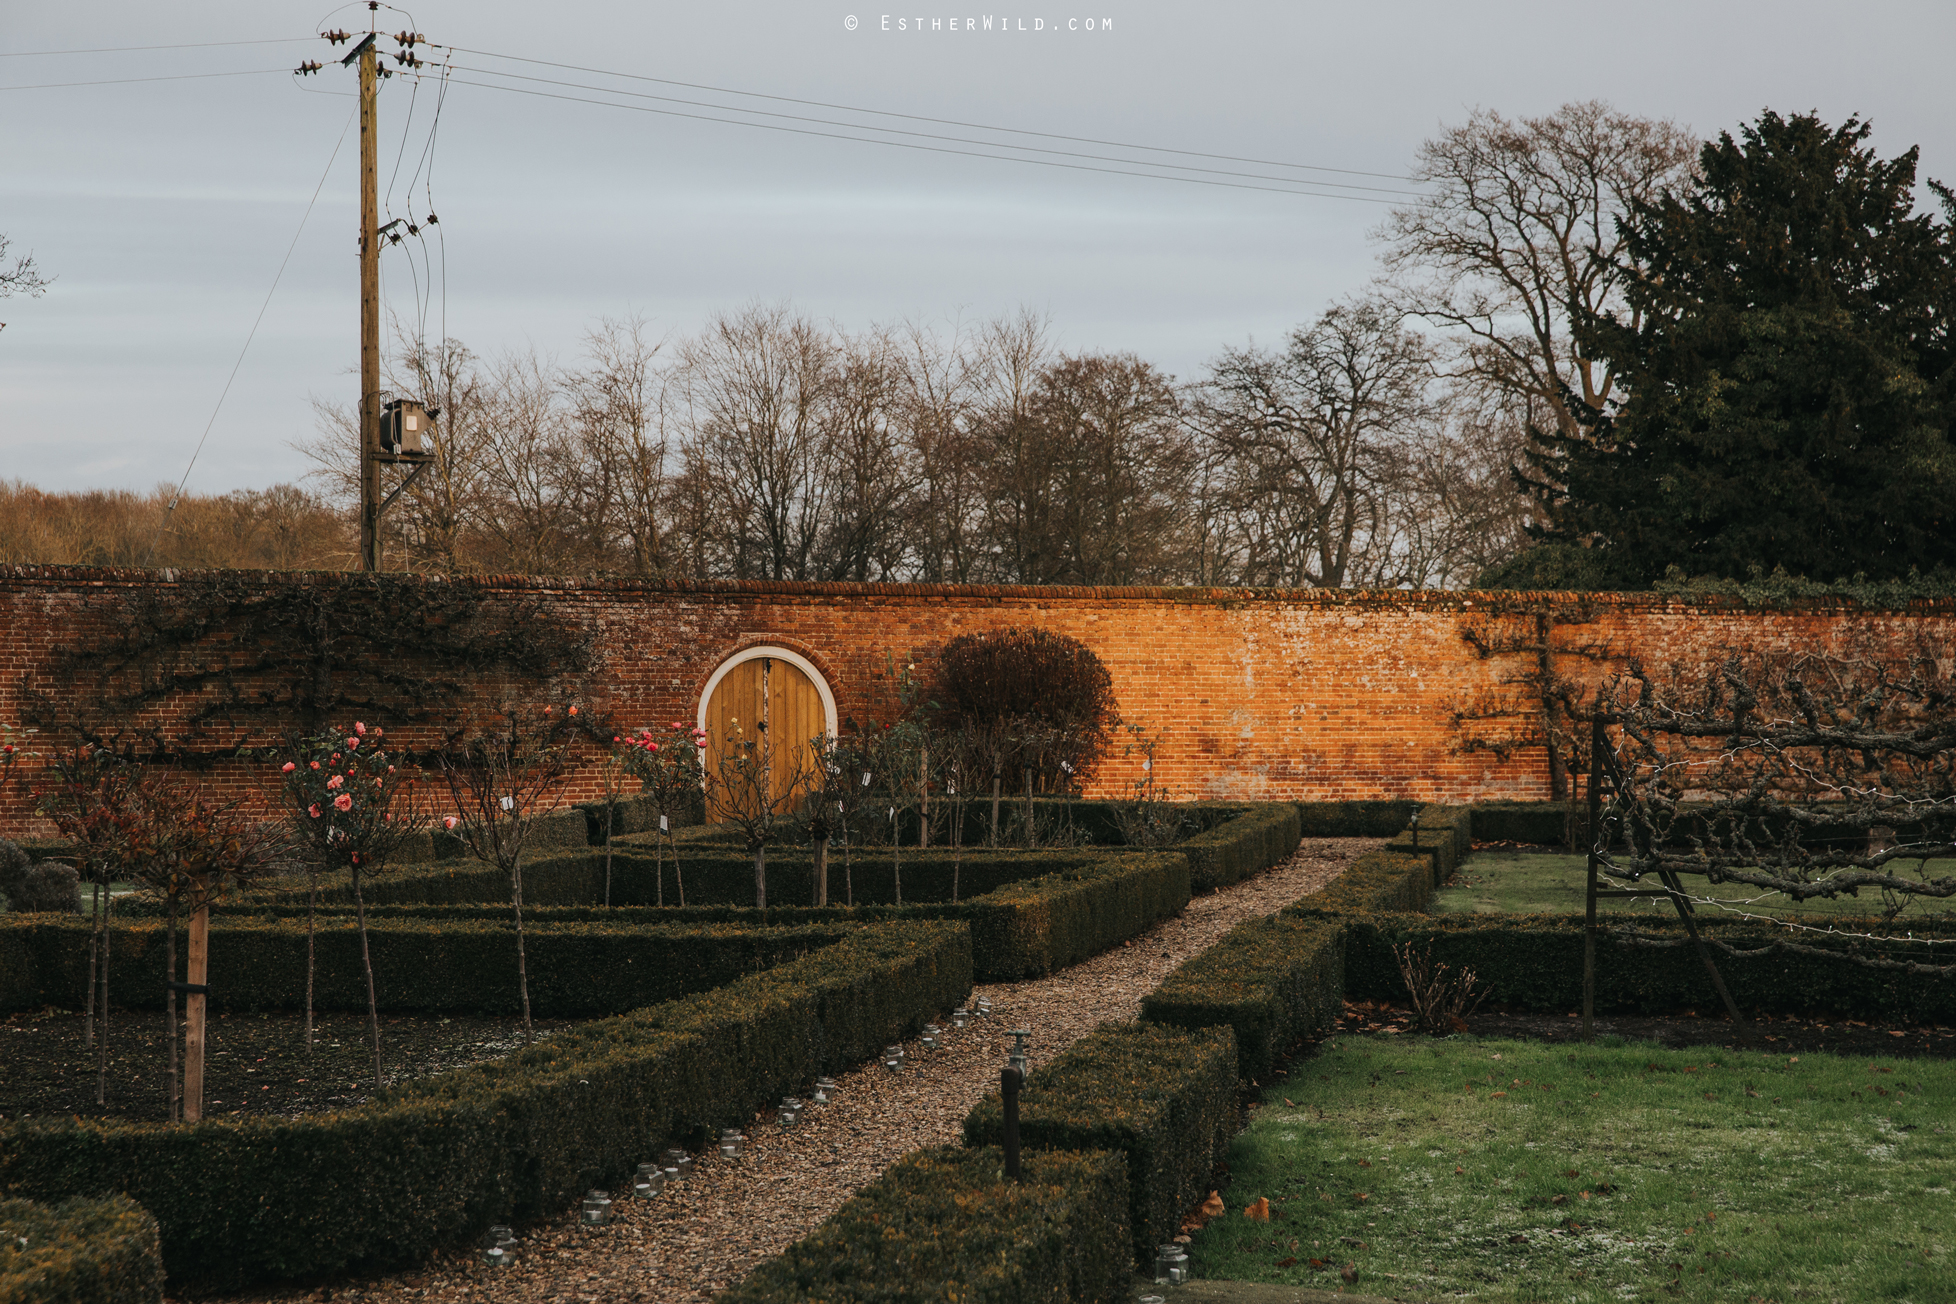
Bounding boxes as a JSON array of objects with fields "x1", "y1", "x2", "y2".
[{"x1": 5, "y1": 563, "x2": 1952, "y2": 614}]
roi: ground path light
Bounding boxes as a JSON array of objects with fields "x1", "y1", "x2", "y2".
[
  {"x1": 812, "y1": 1076, "x2": 838, "y2": 1104},
  {"x1": 1154, "y1": 1243, "x2": 1190, "y2": 1285},
  {"x1": 720, "y1": 1129, "x2": 746, "y2": 1157},
  {"x1": 632, "y1": 1163, "x2": 666, "y2": 1198},
  {"x1": 481, "y1": 1225, "x2": 517, "y2": 1268},
  {"x1": 580, "y1": 1190, "x2": 613, "y2": 1228},
  {"x1": 663, "y1": 1147, "x2": 693, "y2": 1178},
  {"x1": 920, "y1": 1024, "x2": 942, "y2": 1051},
  {"x1": 951, "y1": 1007, "x2": 970, "y2": 1029},
  {"x1": 1007, "y1": 1028, "x2": 1031, "y2": 1076}
]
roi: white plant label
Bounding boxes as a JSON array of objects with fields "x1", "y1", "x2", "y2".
[
  {"x1": 500, "y1": 795, "x2": 513, "y2": 810},
  {"x1": 660, "y1": 814, "x2": 669, "y2": 832}
]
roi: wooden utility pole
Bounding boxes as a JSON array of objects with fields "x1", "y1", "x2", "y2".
[{"x1": 356, "y1": 32, "x2": 381, "y2": 572}]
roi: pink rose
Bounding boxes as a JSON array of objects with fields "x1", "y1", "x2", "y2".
[
  {"x1": 443, "y1": 815, "x2": 459, "y2": 830},
  {"x1": 648, "y1": 742, "x2": 660, "y2": 753},
  {"x1": 333, "y1": 793, "x2": 353, "y2": 812},
  {"x1": 309, "y1": 761, "x2": 321, "y2": 770},
  {"x1": 613, "y1": 735, "x2": 621, "y2": 743},
  {"x1": 346, "y1": 737, "x2": 359, "y2": 749},
  {"x1": 282, "y1": 761, "x2": 296, "y2": 773},
  {"x1": 568, "y1": 706, "x2": 578, "y2": 716},
  {"x1": 326, "y1": 775, "x2": 344, "y2": 790},
  {"x1": 308, "y1": 804, "x2": 322, "y2": 819},
  {"x1": 354, "y1": 722, "x2": 367, "y2": 735},
  {"x1": 543, "y1": 706, "x2": 552, "y2": 716},
  {"x1": 387, "y1": 765, "x2": 396, "y2": 773}
]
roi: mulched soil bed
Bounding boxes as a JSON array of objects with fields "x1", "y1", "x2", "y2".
[{"x1": 0, "y1": 1008, "x2": 573, "y2": 1123}]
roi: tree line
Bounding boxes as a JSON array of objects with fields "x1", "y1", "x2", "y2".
[{"x1": 11, "y1": 101, "x2": 1948, "y2": 589}]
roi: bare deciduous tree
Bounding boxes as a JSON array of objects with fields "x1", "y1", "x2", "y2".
[{"x1": 1378, "y1": 100, "x2": 1699, "y2": 441}]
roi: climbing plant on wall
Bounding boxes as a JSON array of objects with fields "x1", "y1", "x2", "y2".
[{"x1": 19, "y1": 571, "x2": 596, "y2": 760}]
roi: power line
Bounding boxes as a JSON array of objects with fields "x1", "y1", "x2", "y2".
[
  {"x1": 446, "y1": 43, "x2": 1417, "y2": 184},
  {"x1": 446, "y1": 61, "x2": 1425, "y2": 198},
  {"x1": 147, "y1": 106, "x2": 358, "y2": 565},
  {"x1": 442, "y1": 74, "x2": 1406, "y2": 204},
  {"x1": 0, "y1": 37, "x2": 312, "y2": 57},
  {"x1": 0, "y1": 68, "x2": 288, "y2": 91}
]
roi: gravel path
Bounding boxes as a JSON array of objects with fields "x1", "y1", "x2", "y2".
[{"x1": 216, "y1": 839, "x2": 1373, "y2": 1304}]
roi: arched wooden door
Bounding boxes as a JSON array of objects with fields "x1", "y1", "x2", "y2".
[{"x1": 702, "y1": 653, "x2": 826, "y2": 818}]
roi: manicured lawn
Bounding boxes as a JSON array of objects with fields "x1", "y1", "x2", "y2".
[
  {"x1": 1191, "y1": 1034, "x2": 1956, "y2": 1303},
  {"x1": 1433, "y1": 852, "x2": 1956, "y2": 924}
]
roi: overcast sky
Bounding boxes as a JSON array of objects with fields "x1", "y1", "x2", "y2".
[{"x1": 4, "y1": 0, "x2": 1952, "y2": 497}]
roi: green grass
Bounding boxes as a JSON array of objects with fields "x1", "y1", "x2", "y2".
[
  {"x1": 1192, "y1": 1034, "x2": 1956, "y2": 1303},
  {"x1": 1433, "y1": 852, "x2": 1956, "y2": 924}
]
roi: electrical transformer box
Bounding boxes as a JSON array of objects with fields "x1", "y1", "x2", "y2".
[{"x1": 380, "y1": 399, "x2": 437, "y2": 457}]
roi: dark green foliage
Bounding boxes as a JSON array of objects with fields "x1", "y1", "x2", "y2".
[
  {"x1": 1652, "y1": 563, "x2": 1956, "y2": 607},
  {"x1": 1534, "y1": 110, "x2": 1956, "y2": 584},
  {"x1": 18, "y1": 569, "x2": 596, "y2": 756},
  {"x1": 1294, "y1": 800, "x2": 1419, "y2": 838},
  {"x1": 717, "y1": 1146, "x2": 1131, "y2": 1304},
  {"x1": 1288, "y1": 849, "x2": 1436, "y2": 916},
  {"x1": 1377, "y1": 804, "x2": 1472, "y2": 888},
  {"x1": 210, "y1": 807, "x2": 1325, "y2": 981},
  {"x1": 0, "y1": 1195, "x2": 164, "y2": 1304},
  {"x1": 0, "y1": 915, "x2": 856, "y2": 1016},
  {"x1": 1179, "y1": 803, "x2": 1300, "y2": 894},
  {"x1": 0, "y1": 839, "x2": 80, "y2": 915},
  {"x1": 1470, "y1": 802, "x2": 1582, "y2": 846},
  {"x1": 962, "y1": 1022, "x2": 1236, "y2": 1264},
  {"x1": 1473, "y1": 541, "x2": 1630, "y2": 592},
  {"x1": 1337, "y1": 912, "x2": 1956, "y2": 1022},
  {"x1": 0, "y1": 922, "x2": 970, "y2": 1289},
  {"x1": 1142, "y1": 917, "x2": 1345, "y2": 1083}
]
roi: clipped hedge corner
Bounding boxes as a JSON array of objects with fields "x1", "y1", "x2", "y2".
[
  {"x1": 717, "y1": 1146, "x2": 1130, "y2": 1304},
  {"x1": 0, "y1": 1195, "x2": 164, "y2": 1304},
  {"x1": 0, "y1": 922, "x2": 969, "y2": 1289},
  {"x1": 962, "y1": 1022, "x2": 1236, "y2": 1264},
  {"x1": 1142, "y1": 916, "x2": 1345, "y2": 1084}
]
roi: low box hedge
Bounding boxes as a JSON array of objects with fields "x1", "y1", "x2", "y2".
[
  {"x1": 716, "y1": 1146, "x2": 1130, "y2": 1304},
  {"x1": 0, "y1": 920, "x2": 970, "y2": 1289},
  {"x1": 1140, "y1": 916, "x2": 1345, "y2": 1084},
  {"x1": 962, "y1": 1022, "x2": 1236, "y2": 1265},
  {"x1": 1286, "y1": 847, "x2": 1435, "y2": 916},
  {"x1": 1377, "y1": 803, "x2": 1473, "y2": 888},
  {"x1": 1337, "y1": 911, "x2": 1956, "y2": 1023},
  {"x1": 0, "y1": 914, "x2": 855, "y2": 1016},
  {"x1": 1295, "y1": 800, "x2": 1417, "y2": 838},
  {"x1": 1179, "y1": 803, "x2": 1300, "y2": 894},
  {"x1": 0, "y1": 1195, "x2": 164, "y2": 1304},
  {"x1": 207, "y1": 846, "x2": 1194, "y2": 983}
]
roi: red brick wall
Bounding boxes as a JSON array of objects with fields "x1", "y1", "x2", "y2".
[{"x1": 5, "y1": 565, "x2": 1951, "y2": 837}]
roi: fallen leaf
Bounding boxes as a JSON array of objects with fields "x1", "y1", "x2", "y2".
[
  {"x1": 1564, "y1": 1170, "x2": 1580, "y2": 1178},
  {"x1": 1353, "y1": 1192, "x2": 1370, "y2": 1203},
  {"x1": 1284, "y1": 1098, "x2": 1297, "y2": 1107},
  {"x1": 1507, "y1": 1233, "x2": 1528, "y2": 1244},
  {"x1": 1276, "y1": 1256, "x2": 1298, "y2": 1268},
  {"x1": 1340, "y1": 1263, "x2": 1358, "y2": 1285},
  {"x1": 1552, "y1": 1194, "x2": 1568, "y2": 1206},
  {"x1": 1199, "y1": 1191, "x2": 1226, "y2": 1219},
  {"x1": 1357, "y1": 1160, "x2": 1371, "y2": 1167},
  {"x1": 1490, "y1": 1091, "x2": 1508, "y2": 1098},
  {"x1": 1244, "y1": 1197, "x2": 1271, "y2": 1221}
]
